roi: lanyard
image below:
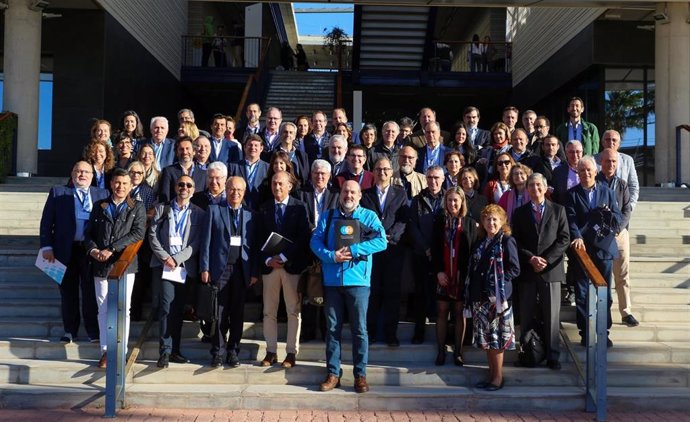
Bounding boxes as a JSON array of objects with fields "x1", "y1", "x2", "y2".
[
  {"x1": 172, "y1": 205, "x2": 190, "y2": 237},
  {"x1": 246, "y1": 161, "x2": 259, "y2": 187}
]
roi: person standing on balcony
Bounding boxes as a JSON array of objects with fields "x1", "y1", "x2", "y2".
[
  {"x1": 555, "y1": 97, "x2": 600, "y2": 156},
  {"x1": 212, "y1": 25, "x2": 227, "y2": 67},
  {"x1": 469, "y1": 34, "x2": 482, "y2": 72}
]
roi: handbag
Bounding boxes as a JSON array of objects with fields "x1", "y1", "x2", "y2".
[
  {"x1": 518, "y1": 328, "x2": 546, "y2": 367},
  {"x1": 196, "y1": 283, "x2": 219, "y2": 332},
  {"x1": 298, "y1": 262, "x2": 324, "y2": 306}
]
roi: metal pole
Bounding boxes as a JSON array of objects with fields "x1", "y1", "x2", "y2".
[
  {"x1": 595, "y1": 285, "x2": 608, "y2": 422},
  {"x1": 676, "y1": 125, "x2": 682, "y2": 186},
  {"x1": 585, "y1": 282, "x2": 596, "y2": 412},
  {"x1": 104, "y1": 278, "x2": 119, "y2": 417}
]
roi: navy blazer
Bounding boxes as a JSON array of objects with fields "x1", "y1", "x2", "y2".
[
  {"x1": 565, "y1": 182, "x2": 622, "y2": 261},
  {"x1": 158, "y1": 163, "x2": 208, "y2": 204},
  {"x1": 299, "y1": 185, "x2": 340, "y2": 229},
  {"x1": 209, "y1": 138, "x2": 242, "y2": 165},
  {"x1": 258, "y1": 196, "x2": 310, "y2": 275},
  {"x1": 415, "y1": 144, "x2": 451, "y2": 174},
  {"x1": 550, "y1": 163, "x2": 573, "y2": 206},
  {"x1": 148, "y1": 202, "x2": 206, "y2": 275},
  {"x1": 303, "y1": 133, "x2": 330, "y2": 165},
  {"x1": 200, "y1": 202, "x2": 259, "y2": 286},
  {"x1": 140, "y1": 138, "x2": 176, "y2": 170},
  {"x1": 228, "y1": 160, "x2": 269, "y2": 211},
  {"x1": 39, "y1": 185, "x2": 109, "y2": 264},
  {"x1": 512, "y1": 200, "x2": 570, "y2": 283},
  {"x1": 360, "y1": 184, "x2": 409, "y2": 245}
]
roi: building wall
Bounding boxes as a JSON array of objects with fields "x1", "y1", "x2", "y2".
[
  {"x1": 508, "y1": 6, "x2": 604, "y2": 86},
  {"x1": 97, "y1": 0, "x2": 187, "y2": 80}
]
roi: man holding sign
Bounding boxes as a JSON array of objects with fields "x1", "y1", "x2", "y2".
[
  {"x1": 149, "y1": 175, "x2": 206, "y2": 368},
  {"x1": 310, "y1": 180, "x2": 387, "y2": 393}
]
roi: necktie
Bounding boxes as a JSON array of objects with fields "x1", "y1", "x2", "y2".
[
  {"x1": 79, "y1": 189, "x2": 92, "y2": 212},
  {"x1": 275, "y1": 203, "x2": 284, "y2": 227},
  {"x1": 229, "y1": 208, "x2": 237, "y2": 233},
  {"x1": 533, "y1": 205, "x2": 542, "y2": 224}
]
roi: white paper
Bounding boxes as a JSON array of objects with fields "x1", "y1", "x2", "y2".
[
  {"x1": 230, "y1": 236, "x2": 241, "y2": 247},
  {"x1": 35, "y1": 251, "x2": 66, "y2": 285},
  {"x1": 162, "y1": 266, "x2": 187, "y2": 284}
]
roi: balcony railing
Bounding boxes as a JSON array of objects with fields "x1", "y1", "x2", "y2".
[
  {"x1": 181, "y1": 35, "x2": 271, "y2": 69},
  {"x1": 427, "y1": 41, "x2": 512, "y2": 73}
]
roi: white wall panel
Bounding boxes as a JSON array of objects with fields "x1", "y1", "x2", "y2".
[
  {"x1": 508, "y1": 7, "x2": 604, "y2": 86},
  {"x1": 98, "y1": 0, "x2": 187, "y2": 80}
]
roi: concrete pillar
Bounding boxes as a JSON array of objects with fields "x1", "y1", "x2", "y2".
[
  {"x1": 3, "y1": 0, "x2": 42, "y2": 176},
  {"x1": 655, "y1": 2, "x2": 690, "y2": 184}
]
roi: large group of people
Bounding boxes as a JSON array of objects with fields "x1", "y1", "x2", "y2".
[{"x1": 38, "y1": 97, "x2": 640, "y2": 393}]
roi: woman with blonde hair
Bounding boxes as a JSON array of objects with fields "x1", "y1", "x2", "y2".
[
  {"x1": 136, "y1": 143, "x2": 160, "y2": 191},
  {"x1": 465, "y1": 204, "x2": 520, "y2": 391}
]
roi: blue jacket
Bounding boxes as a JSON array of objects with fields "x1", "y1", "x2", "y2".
[{"x1": 310, "y1": 206, "x2": 387, "y2": 287}]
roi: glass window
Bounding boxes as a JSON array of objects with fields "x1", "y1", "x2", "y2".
[{"x1": 0, "y1": 72, "x2": 53, "y2": 150}]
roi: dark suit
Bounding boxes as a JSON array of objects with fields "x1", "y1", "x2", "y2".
[
  {"x1": 257, "y1": 127, "x2": 282, "y2": 153},
  {"x1": 303, "y1": 132, "x2": 330, "y2": 165},
  {"x1": 300, "y1": 185, "x2": 340, "y2": 229},
  {"x1": 158, "y1": 163, "x2": 208, "y2": 203},
  {"x1": 468, "y1": 127, "x2": 491, "y2": 148},
  {"x1": 565, "y1": 182, "x2": 622, "y2": 336},
  {"x1": 228, "y1": 160, "x2": 269, "y2": 211},
  {"x1": 235, "y1": 125, "x2": 262, "y2": 144},
  {"x1": 148, "y1": 202, "x2": 206, "y2": 356},
  {"x1": 209, "y1": 138, "x2": 242, "y2": 165},
  {"x1": 550, "y1": 164, "x2": 577, "y2": 206},
  {"x1": 408, "y1": 129, "x2": 451, "y2": 149},
  {"x1": 258, "y1": 196, "x2": 310, "y2": 355},
  {"x1": 415, "y1": 144, "x2": 451, "y2": 174},
  {"x1": 361, "y1": 184, "x2": 407, "y2": 342},
  {"x1": 200, "y1": 202, "x2": 259, "y2": 357},
  {"x1": 512, "y1": 200, "x2": 570, "y2": 360},
  {"x1": 39, "y1": 185, "x2": 109, "y2": 339}
]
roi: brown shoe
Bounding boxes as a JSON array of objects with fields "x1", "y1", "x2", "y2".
[
  {"x1": 354, "y1": 375, "x2": 369, "y2": 393},
  {"x1": 260, "y1": 351, "x2": 277, "y2": 367},
  {"x1": 281, "y1": 353, "x2": 296, "y2": 369},
  {"x1": 319, "y1": 373, "x2": 341, "y2": 391},
  {"x1": 97, "y1": 353, "x2": 107, "y2": 369}
]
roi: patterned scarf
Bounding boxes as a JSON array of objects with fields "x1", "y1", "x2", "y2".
[{"x1": 466, "y1": 232, "x2": 509, "y2": 314}]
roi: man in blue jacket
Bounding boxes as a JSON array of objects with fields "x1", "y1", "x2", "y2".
[{"x1": 310, "y1": 180, "x2": 387, "y2": 394}]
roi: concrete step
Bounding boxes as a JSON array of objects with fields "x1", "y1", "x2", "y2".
[
  {"x1": 610, "y1": 287, "x2": 690, "y2": 304},
  {"x1": 631, "y1": 273, "x2": 690, "y2": 288},
  {"x1": 563, "y1": 321, "x2": 690, "y2": 343},
  {"x1": 0, "y1": 357, "x2": 578, "y2": 387},
  {"x1": 0, "y1": 382, "x2": 586, "y2": 411},
  {"x1": 0, "y1": 299, "x2": 62, "y2": 318},
  {"x1": 605, "y1": 363, "x2": 690, "y2": 387},
  {"x1": 629, "y1": 257, "x2": 690, "y2": 274},
  {"x1": 0, "y1": 337, "x2": 521, "y2": 364}
]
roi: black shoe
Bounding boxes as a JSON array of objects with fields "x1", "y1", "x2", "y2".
[
  {"x1": 453, "y1": 351, "x2": 464, "y2": 367},
  {"x1": 386, "y1": 337, "x2": 400, "y2": 348},
  {"x1": 201, "y1": 335, "x2": 212, "y2": 344},
  {"x1": 211, "y1": 354, "x2": 223, "y2": 368},
  {"x1": 169, "y1": 352, "x2": 189, "y2": 364},
  {"x1": 607, "y1": 338, "x2": 613, "y2": 348},
  {"x1": 580, "y1": 337, "x2": 586, "y2": 346},
  {"x1": 60, "y1": 333, "x2": 73, "y2": 343},
  {"x1": 411, "y1": 328, "x2": 425, "y2": 344},
  {"x1": 485, "y1": 379, "x2": 505, "y2": 391},
  {"x1": 475, "y1": 380, "x2": 490, "y2": 389},
  {"x1": 435, "y1": 347, "x2": 446, "y2": 366},
  {"x1": 622, "y1": 315, "x2": 640, "y2": 327},
  {"x1": 547, "y1": 359, "x2": 562, "y2": 370},
  {"x1": 226, "y1": 350, "x2": 240, "y2": 368},
  {"x1": 157, "y1": 353, "x2": 170, "y2": 368}
]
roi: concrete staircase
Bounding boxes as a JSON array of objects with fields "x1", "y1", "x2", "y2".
[
  {"x1": 264, "y1": 71, "x2": 335, "y2": 122},
  {"x1": 0, "y1": 182, "x2": 688, "y2": 411}
]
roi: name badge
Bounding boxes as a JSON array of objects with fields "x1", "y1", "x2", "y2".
[
  {"x1": 170, "y1": 236, "x2": 183, "y2": 246},
  {"x1": 76, "y1": 209, "x2": 91, "y2": 220},
  {"x1": 230, "y1": 236, "x2": 241, "y2": 247}
]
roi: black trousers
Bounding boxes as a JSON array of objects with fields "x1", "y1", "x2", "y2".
[
  {"x1": 518, "y1": 277, "x2": 562, "y2": 360},
  {"x1": 412, "y1": 253, "x2": 435, "y2": 334},
  {"x1": 60, "y1": 242, "x2": 98, "y2": 339},
  {"x1": 367, "y1": 245, "x2": 404, "y2": 341},
  {"x1": 211, "y1": 263, "x2": 247, "y2": 357},
  {"x1": 155, "y1": 267, "x2": 186, "y2": 354}
]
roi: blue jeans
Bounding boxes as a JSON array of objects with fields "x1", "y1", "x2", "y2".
[{"x1": 324, "y1": 286, "x2": 369, "y2": 378}]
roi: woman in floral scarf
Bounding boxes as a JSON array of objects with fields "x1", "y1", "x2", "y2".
[
  {"x1": 431, "y1": 187, "x2": 478, "y2": 366},
  {"x1": 465, "y1": 204, "x2": 520, "y2": 391}
]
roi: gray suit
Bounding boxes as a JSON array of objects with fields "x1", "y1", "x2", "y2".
[{"x1": 148, "y1": 201, "x2": 206, "y2": 355}]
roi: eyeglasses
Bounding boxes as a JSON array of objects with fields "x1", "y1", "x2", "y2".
[
  {"x1": 497, "y1": 160, "x2": 511, "y2": 166},
  {"x1": 129, "y1": 171, "x2": 144, "y2": 176},
  {"x1": 177, "y1": 182, "x2": 194, "y2": 189}
]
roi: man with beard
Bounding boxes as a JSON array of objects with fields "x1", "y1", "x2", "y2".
[
  {"x1": 391, "y1": 146, "x2": 427, "y2": 201},
  {"x1": 555, "y1": 97, "x2": 600, "y2": 156}
]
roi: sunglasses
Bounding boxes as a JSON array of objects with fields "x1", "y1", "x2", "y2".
[
  {"x1": 497, "y1": 160, "x2": 511, "y2": 166},
  {"x1": 177, "y1": 182, "x2": 194, "y2": 189}
]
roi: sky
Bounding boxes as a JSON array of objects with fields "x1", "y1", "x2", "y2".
[{"x1": 294, "y1": 3, "x2": 354, "y2": 37}]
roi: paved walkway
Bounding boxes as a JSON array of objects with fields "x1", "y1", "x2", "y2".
[{"x1": 1, "y1": 409, "x2": 688, "y2": 422}]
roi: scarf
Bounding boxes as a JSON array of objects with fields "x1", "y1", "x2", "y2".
[
  {"x1": 466, "y1": 232, "x2": 509, "y2": 314},
  {"x1": 441, "y1": 217, "x2": 463, "y2": 299}
]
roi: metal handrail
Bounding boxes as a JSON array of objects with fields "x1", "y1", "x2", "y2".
[
  {"x1": 234, "y1": 37, "x2": 273, "y2": 123},
  {"x1": 104, "y1": 239, "x2": 143, "y2": 418},
  {"x1": 675, "y1": 125, "x2": 690, "y2": 186},
  {"x1": 570, "y1": 245, "x2": 608, "y2": 422},
  {"x1": 181, "y1": 35, "x2": 269, "y2": 68},
  {"x1": 429, "y1": 40, "x2": 512, "y2": 73}
]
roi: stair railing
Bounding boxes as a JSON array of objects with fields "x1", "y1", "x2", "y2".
[
  {"x1": 234, "y1": 37, "x2": 273, "y2": 124},
  {"x1": 675, "y1": 125, "x2": 690, "y2": 186},
  {"x1": 570, "y1": 246, "x2": 608, "y2": 422},
  {"x1": 104, "y1": 239, "x2": 143, "y2": 418}
]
